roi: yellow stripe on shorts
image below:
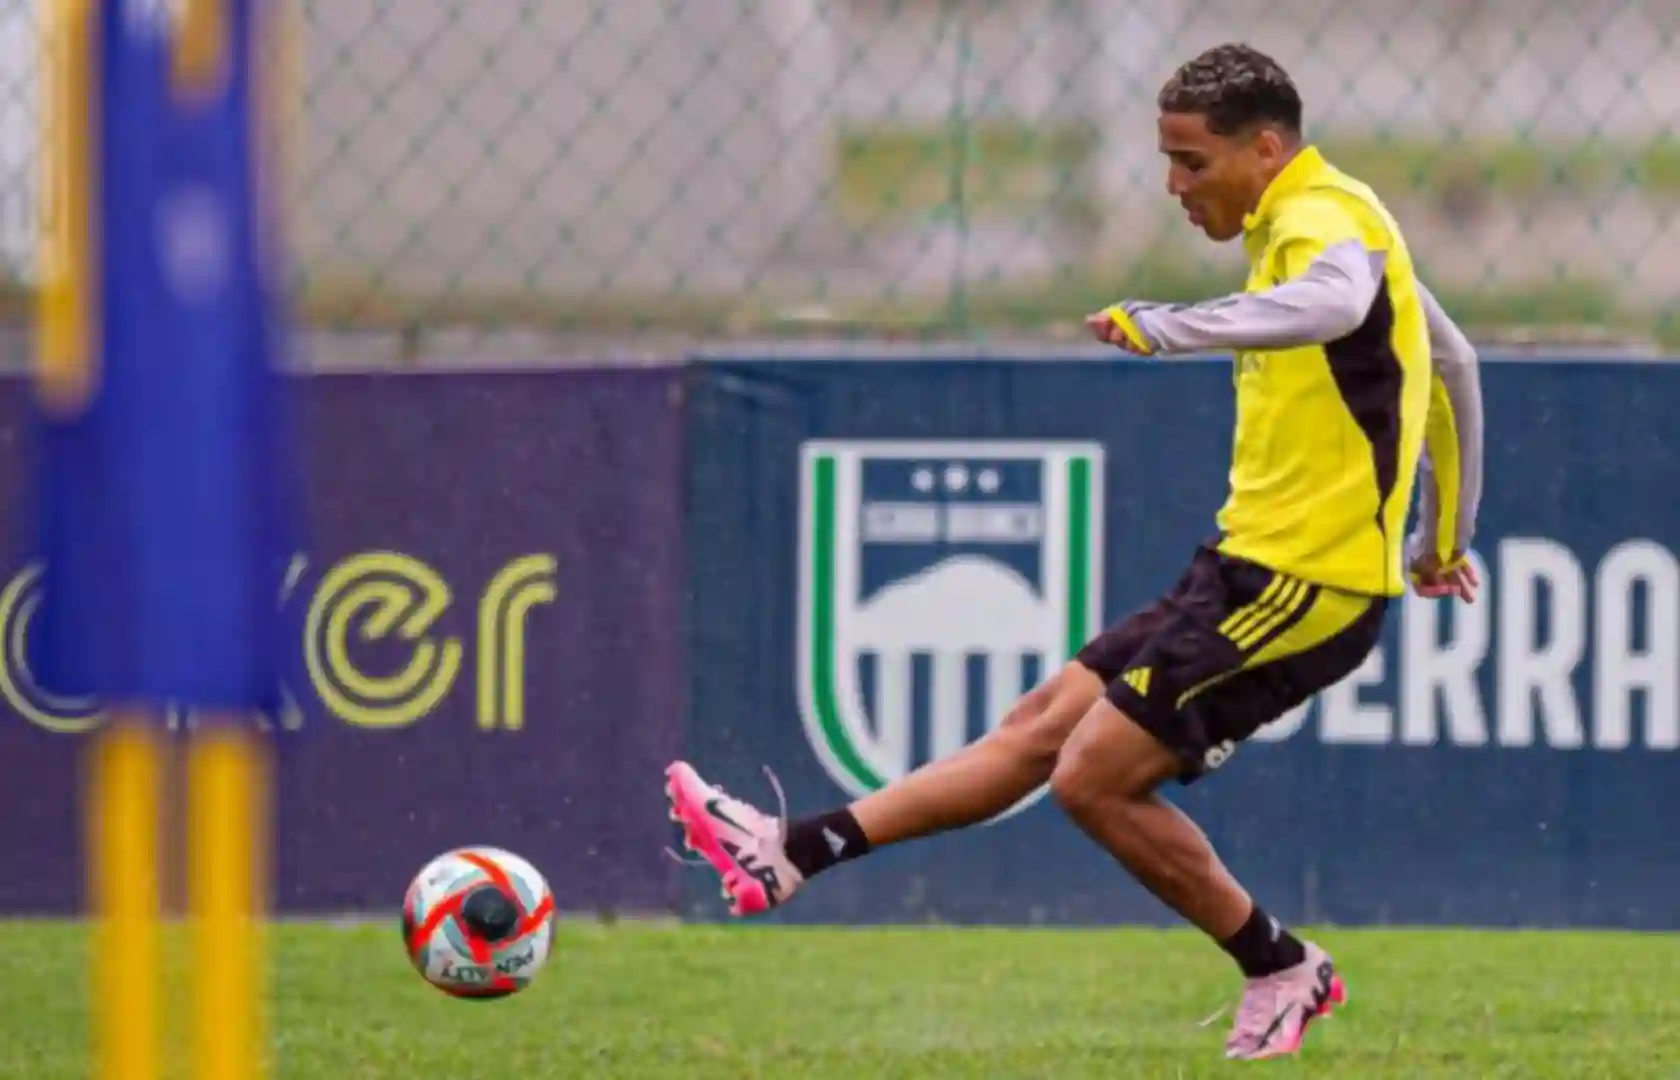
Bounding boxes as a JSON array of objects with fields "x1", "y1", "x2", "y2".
[
  {"x1": 1219, "y1": 575, "x2": 1311, "y2": 651},
  {"x1": 1242, "y1": 586, "x2": 1373, "y2": 671},
  {"x1": 1177, "y1": 583, "x2": 1368, "y2": 711},
  {"x1": 1216, "y1": 575, "x2": 1287, "y2": 640}
]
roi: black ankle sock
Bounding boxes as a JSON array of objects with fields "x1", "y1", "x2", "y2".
[
  {"x1": 1220, "y1": 905, "x2": 1307, "y2": 978},
  {"x1": 783, "y1": 809, "x2": 871, "y2": 879}
]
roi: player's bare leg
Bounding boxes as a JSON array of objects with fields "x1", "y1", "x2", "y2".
[
  {"x1": 663, "y1": 662, "x2": 1105, "y2": 915},
  {"x1": 850, "y1": 661, "x2": 1105, "y2": 844},
  {"x1": 1051, "y1": 701, "x2": 1253, "y2": 935},
  {"x1": 1050, "y1": 699, "x2": 1345, "y2": 1060}
]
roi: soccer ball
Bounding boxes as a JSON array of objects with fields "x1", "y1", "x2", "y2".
[{"x1": 401, "y1": 846, "x2": 556, "y2": 999}]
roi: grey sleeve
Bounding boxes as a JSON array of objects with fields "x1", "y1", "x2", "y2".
[
  {"x1": 1406, "y1": 279, "x2": 1485, "y2": 563},
  {"x1": 1120, "y1": 241, "x2": 1385, "y2": 354}
]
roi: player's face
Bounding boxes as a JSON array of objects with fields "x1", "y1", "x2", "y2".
[{"x1": 1158, "y1": 111, "x2": 1286, "y2": 242}]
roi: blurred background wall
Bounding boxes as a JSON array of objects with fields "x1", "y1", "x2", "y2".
[{"x1": 2, "y1": 0, "x2": 1675, "y2": 362}]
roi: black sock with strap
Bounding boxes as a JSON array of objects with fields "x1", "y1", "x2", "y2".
[
  {"x1": 1220, "y1": 904, "x2": 1308, "y2": 978},
  {"x1": 783, "y1": 809, "x2": 871, "y2": 878}
]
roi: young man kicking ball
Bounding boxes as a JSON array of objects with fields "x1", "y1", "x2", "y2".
[{"x1": 665, "y1": 41, "x2": 1483, "y2": 1062}]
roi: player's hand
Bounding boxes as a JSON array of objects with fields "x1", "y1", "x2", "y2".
[
  {"x1": 1084, "y1": 311, "x2": 1142, "y2": 352},
  {"x1": 1084, "y1": 306, "x2": 1154, "y2": 355},
  {"x1": 1409, "y1": 551, "x2": 1479, "y2": 603}
]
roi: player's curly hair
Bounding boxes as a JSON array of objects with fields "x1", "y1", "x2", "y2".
[{"x1": 1157, "y1": 43, "x2": 1303, "y2": 137}]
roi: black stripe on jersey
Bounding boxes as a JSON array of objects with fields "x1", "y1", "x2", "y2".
[{"x1": 1323, "y1": 279, "x2": 1403, "y2": 531}]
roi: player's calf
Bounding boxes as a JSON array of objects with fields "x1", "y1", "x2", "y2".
[
  {"x1": 1050, "y1": 699, "x2": 1256, "y2": 936},
  {"x1": 1050, "y1": 698, "x2": 1313, "y2": 983}
]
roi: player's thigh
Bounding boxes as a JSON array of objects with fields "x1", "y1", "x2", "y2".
[
  {"x1": 992, "y1": 569, "x2": 1195, "y2": 765},
  {"x1": 1055, "y1": 694, "x2": 1183, "y2": 801}
]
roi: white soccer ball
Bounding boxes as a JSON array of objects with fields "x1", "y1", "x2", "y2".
[{"x1": 401, "y1": 846, "x2": 556, "y2": 999}]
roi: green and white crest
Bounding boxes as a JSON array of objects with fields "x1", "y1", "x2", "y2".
[{"x1": 796, "y1": 440, "x2": 1104, "y2": 816}]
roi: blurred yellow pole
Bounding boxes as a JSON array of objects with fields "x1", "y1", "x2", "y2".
[
  {"x1": 173, "y1": 0, "x2": 229, "y2": 98},
  {"x1": 88, "y1": 715, "x2": 162, "y2": 1080},
  {"x1": 35, "y1": 0, "x2": 95, "y2": 417},
  {"x1": 189, "y1": 721, "x2": 270, "y2": 1080},
  {"x1": 51, "y1": 2, "x2": 276, "y2": 1079}
]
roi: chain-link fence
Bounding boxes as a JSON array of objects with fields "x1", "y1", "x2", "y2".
[{"x1": 2, "y1": 0, "x2": 1677, "y2": 358}]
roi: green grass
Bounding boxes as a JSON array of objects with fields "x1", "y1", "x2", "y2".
[
  {"x1": 833, "y1": 120, "x2": 1101, "y2": 226},
  {"x1": 5, "y1": 263, "x2": 1673, "y2": 354},
  {"x1": 1318, "y1": 135, "x2": 1680, "y2": 201},
  {"x1": 831, "y1": 121, "x2": 1680, "y2": 226},
  {"x1": 7, "y1": 920, "x2": 1679, "y2": 1079}
]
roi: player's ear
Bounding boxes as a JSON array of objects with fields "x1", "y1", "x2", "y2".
[{"x1": 1252, "y1": 127, "x2": 1287, "y2": 166}]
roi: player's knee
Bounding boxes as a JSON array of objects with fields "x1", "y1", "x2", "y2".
[
  {"x1": 1049, "y1": 702, "x2": 1172, "y2": 813},
  {"x1": 1047, "y1": 753, "x2": 1094, "y2": 818},
  {"x1": 1049, "y1": 751, "x2": 1156, "y2": 827},
  {"x1": 1047, "y1": 726, "x2": 1109, "y2": 818}
]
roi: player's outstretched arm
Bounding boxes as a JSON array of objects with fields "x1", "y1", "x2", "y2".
[
  {"x1": 1406, "y1": 279, "x2": 1484, "y2": 602},
  {"x1": 1087, "y1": 235, "x2": 1383, "y2": 357}
]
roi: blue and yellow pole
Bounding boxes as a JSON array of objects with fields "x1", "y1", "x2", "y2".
[{"x1": 32, "y1": 1, "x2": 299, "y2": 1078}]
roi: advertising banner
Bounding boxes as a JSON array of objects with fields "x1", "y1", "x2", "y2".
[
  {"x1": 10, "y1": 353, "x2": 1676, "y2": 929},
  {"x1": 683, "y1": 353, "x2": 1680, "y2": 929},
  {"x1": 0, "y1": 367, "x2": 687, "y2": 915}
]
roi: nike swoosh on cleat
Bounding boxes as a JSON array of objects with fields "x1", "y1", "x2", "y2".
[
  {"x1": 1257, "y1": 1003, "x2": 1298, "y2": 1049},
  {"x1": 704, "y1": 797, "x2": 749, "y2": 833}
]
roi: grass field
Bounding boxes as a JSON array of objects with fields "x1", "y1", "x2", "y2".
[
  {"x1": 833, "y1": 123, "x2": 1680, "y2": 224},
  {"x1": 6, "y1": 921, "x2": 1678, "y2": 1079}
]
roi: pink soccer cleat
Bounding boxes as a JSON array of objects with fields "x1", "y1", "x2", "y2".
[
  {"x1": 664, "y1": 761, "x2": 803, "y2": 916},
  {"x1": 1223, "y1": 942, "x2": 1347, "y2": 1061}
]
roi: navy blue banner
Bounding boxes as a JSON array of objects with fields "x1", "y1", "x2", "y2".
[
  {"x1": 683, "y1": 354, "x2": 1680, "y2": 929},
  {"x1": 8, "y1": 353, "x2": 1675, "y2": 928},
  {"x1": 0, "y1": 368, "x2": 688, "y2": 916}
]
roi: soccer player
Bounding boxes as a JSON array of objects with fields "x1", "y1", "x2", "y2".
[{"x1": 664, "y1": 42, "x2": 1484, "y2": 1061}]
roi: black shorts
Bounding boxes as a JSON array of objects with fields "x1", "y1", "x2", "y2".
[{"x1": 1075, "y1": 541, "x2": 1387, "y2": 784}]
